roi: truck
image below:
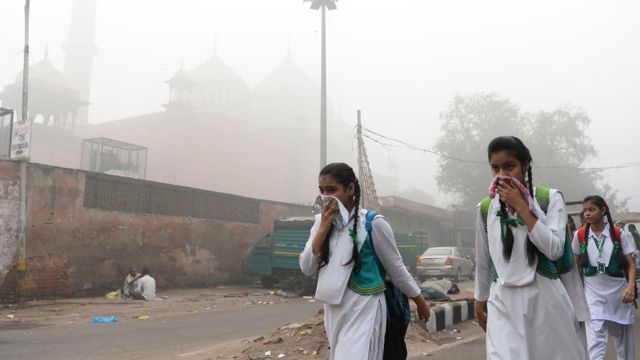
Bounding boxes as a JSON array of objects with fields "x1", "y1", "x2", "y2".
[{"x1": 242, "y1": 216, "x2": 429, "y2": 295}]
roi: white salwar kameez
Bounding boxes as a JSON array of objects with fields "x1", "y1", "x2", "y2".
[
  {"x1": 572, "y1": 225, "x2": 636, "y2": 360},
  {"x1": 475, "y1": 189, "x2": 588, "y2": 360},
  {"x1": 300, "y1": 209, "x2": 420, "y2": 360}
]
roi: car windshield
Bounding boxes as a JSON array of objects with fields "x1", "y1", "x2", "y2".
[{"x1": 423, "y1": 248, "x2": 452, "y2": 256}]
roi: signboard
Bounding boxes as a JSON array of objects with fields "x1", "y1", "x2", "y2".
[
  {"x1": 0, "y1": 108, "x2": 12, "y2": 159},
  {"x1": 10, "y1": 116, "x2": 31, "y2": 160}
]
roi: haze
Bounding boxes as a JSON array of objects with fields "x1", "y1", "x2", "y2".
[{"x1": 1, "y1": 0, "x2": 638, "y2": 209}]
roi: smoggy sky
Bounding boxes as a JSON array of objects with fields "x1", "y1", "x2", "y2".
[{"x1": 1, "y1": 0, "x2": 639, "y2": 209}]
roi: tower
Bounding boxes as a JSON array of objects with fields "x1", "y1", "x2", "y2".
[
  {"x1": 62, "y1": 0, "x2": 98, "y2": 126},
  {"x1": 163, "y1": 63, "x2": 194, "y2": 112}
]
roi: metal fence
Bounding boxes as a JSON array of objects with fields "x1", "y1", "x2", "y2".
[{"x1": 80, "y1": 137, "x2": 147, "y2": 179}]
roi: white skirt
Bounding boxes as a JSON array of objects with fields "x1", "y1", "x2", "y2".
[
  {"x1": 324, "y1": 288, "x2": 386, "y2": 360},
  {"x1": 487, "y1": 275, "x2": 587, "y2": 360}
]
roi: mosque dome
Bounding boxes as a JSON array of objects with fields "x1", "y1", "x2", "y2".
[
  {"x1": 188, "y1": 53, "x2": 250, "y2": 118},
  {"x1": 251, "y1": 54, "x2": 318, "y2": 129},
  {"x1": 15, "y1": 55, "x2": 68, "y2": 88}
]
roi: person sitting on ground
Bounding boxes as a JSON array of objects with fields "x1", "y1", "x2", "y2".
[
  {"x1": 130, "y1": 267, "x2": 156, "y2": 301},
  {"x1": 123, "y1": 267, "x2": 141, "y2": 298}
]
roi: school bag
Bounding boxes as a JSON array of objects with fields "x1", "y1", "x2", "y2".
[
  {"x1": 576, "y1": 225, "x2": 638, "y2": 306},
  {"x1": 366, "y1": 210, "x2": 411, "y2": 360},
  {"x1": 480, "y1": 186, "x2": 575, "y2": 280}
]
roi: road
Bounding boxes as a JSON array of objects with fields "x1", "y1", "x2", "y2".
[
  {"x1": 1, "y1": 297, "x2": 323, "y2": 360},
  {"x1": 416, "y1": 307, "x2": 640, "y2": 360}
]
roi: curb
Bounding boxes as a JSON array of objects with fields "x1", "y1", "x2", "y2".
[{"x1": 423, "y1": 300, "x2": 475, "y2": 332}]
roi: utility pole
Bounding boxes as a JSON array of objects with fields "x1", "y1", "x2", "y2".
[
  {"x1": 17, "y1": 0, "x2": 31, "y2": 303},
  {"x1": 356, "y1": 110, "x2": 380, "y2": 212}
]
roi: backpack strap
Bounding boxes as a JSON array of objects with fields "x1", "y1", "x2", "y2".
[
  {"x1": 365, "y1": 210, "x2": 377, "y2": 236},
  {"x1": 577, "y1": 226, "x2": 587, "y2": 247},
  {"x1": 480, "y1": 197, "x2": 491, "y2": 229},
  {"x1": 613, "y1": 226, "x2": 623, "y2": 246},
  {"x1": 365, "y1": 210, "x2": 380, "y2": 269},
  {"x1": 535, "y1": 186, "x2": 550, "y2": 213}
]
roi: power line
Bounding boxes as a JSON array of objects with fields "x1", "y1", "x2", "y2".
[{"x1": 361, "y1": 127, "x2": 640, "y2": 172}]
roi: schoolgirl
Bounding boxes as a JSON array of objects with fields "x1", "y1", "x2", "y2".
[
  {"x1": 474, "y1": 136, "x2": 588, "y2": 359},
  {"x1": 299, "y1": 163, "x2": 430, "y2": 360},
  {"x1": 573, "y1": 195, "x2": 636, "y2": 360}
]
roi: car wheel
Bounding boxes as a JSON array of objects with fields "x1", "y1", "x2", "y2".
[{"x1": 455, "y1": 268, "x2": 462, "y2": 282}]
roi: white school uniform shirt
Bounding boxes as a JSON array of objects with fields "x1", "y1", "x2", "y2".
[{"x1": 571, "y1": 225, "x2": 635, "y2": 325}]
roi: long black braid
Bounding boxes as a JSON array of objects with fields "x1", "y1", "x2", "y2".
[
  {"x1": 581, "y1": 195, "x2": 628, "y2": 270},
  {"x1": 346, "y1": 179, "x2": 363, "y2": 273},
  {"x1": 317, "y1": 163, "x2": 362, "y2": 273},
  {"x1": 489, "y1": 136, "x2": 538, "y2": 266}
]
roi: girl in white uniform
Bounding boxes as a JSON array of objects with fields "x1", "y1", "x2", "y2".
[
  {"x1": 299, "y1": 163, "x2": 430, "y2": 360},
  {"x1": 572, "y1": 195, "x2": 636, "y2": 360},
  {"x1": 475, "y1": 136, "x2": 588, "y2": 359}
]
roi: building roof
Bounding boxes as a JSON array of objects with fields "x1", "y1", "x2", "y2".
[{"x1": 380, "y1": 196, "x2": 453, "y2": 221}]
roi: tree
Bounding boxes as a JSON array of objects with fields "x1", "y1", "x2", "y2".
[{"x1": 435, "y1": 93, "x2": 628, "y2": 211}]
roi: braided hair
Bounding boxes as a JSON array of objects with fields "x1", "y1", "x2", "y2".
[
  {"x1": 488, "y1": 136, "x2": 538, "y2": 266},
  {"x1": 317, "y1": 163, "x2": 363, "y2": 273},
  {"x1": 580, "y1": 195, "x2": 628, "y2": 270}
]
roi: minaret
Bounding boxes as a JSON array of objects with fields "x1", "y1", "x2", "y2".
[{"x1": 62, "y1": 0, "x2": 98, "y2": 126}]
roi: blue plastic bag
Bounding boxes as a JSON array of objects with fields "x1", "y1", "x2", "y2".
[{"x1": 91, "y1": 316, "x2": 118, "y2": 324}]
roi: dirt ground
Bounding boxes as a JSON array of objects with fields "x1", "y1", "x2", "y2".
[
  {"x1": 174, "y1": 312, "x2": 481, "y2": 360},
  {"x1": 0, "y1": 285, "x2": 480, "y2": 360}
]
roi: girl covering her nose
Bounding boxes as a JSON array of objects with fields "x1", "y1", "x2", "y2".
[
  {"x1": 474, "y1": 136, "x2": 588, "y2": 359},
  {"x1": 299, "y1": 163, "x2": 430, "y2": 360}
]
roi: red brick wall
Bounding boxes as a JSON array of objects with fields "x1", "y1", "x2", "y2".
[
  {"x1": 0, "y1": 161, "x2": 20, "y2": 303},
  {"x1": 1, "y1": 162, "x2": 309, "y2": 300}
]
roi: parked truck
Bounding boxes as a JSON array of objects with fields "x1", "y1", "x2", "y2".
[{"x1": 242, "y1": 216, "x2": 429, "y2": 295}]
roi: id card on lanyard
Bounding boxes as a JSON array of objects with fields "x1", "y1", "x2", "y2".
[{"x1": 594, "y1": 234, "x2": 606, "y2": 274}]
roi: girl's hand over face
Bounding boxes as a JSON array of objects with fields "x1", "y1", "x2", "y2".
[{"x1": 496, "y1": 180, "x2": 527, "y2": 213}]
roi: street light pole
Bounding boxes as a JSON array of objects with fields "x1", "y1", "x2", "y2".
[
  {"x1": 305, "y1": 0, "x2": 337, "y2": 169},
  {"x1": 320, "y1": 5, "x2": 327, "y2": 168}
]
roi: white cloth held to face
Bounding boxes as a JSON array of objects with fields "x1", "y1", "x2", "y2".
[{"x1": 321, "y1": 195, "x2": 350, "y2": 230}]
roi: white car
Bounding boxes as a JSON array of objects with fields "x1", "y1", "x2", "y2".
[{"x1": 416, "y1": 246, "x2": 474, "y2": 282}]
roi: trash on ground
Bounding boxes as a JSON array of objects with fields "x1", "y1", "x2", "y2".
[
  {"x1": 275, "y1": 289, "x2": 299, "y2": 299},
  {"x1": 7, "y1": 314, "x2": 15, "y2": 319},
  {"x1": 104, "y1": 291, "x2": 120, "y2": 300},
  {"x1": 447, "y1": 283, "x2": 460, "y2": 295},
  {"x1": 419, "y1": 279, "x2": 452, "y2": 294},
  {"x1": 137, "y1": 315, "x2": 150, "y2": 320},
  {"x1": 262, "y1": 337, "x2": 283, "y2": 345},
  {"x1": 91, "y1": 316, "x2": 118, "y2": 324},
  {"x1": 421, "y1": 288, "x2": 449, "y2": 301}
]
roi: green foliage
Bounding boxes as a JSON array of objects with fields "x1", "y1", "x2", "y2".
[{"x1": 435, "y1": 93, "x2": 627, "y2": 211}]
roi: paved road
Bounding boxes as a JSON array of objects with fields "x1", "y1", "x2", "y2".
[
  {"x1": 1, "y1": 299, "x2": 323, "y2": 360},
  {"x1": 415, "y1": 307, "x2": 640, "y2": 360}
]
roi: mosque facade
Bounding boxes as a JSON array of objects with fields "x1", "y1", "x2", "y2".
[{"x1": 0, "y1": 0, "x2": 354, "y2": 204}]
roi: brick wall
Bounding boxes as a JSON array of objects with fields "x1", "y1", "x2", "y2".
[
  {"x1": 0, "y1": 161, "x2": 20, "y2": 303},
  {"x1": 1, "y1": 162, "x2": 309, "y2": 300}
]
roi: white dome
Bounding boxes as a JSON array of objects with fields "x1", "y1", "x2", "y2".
[
  {"x1": 188, "y1": 54, "x2": 250, "y2": 118},
  {"x1": 251, "y1": 55, "x2": 319, "y2": 129}
]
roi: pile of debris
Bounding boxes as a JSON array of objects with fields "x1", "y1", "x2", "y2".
[{"x1": 242, "y1": 311, "x2": 329, "y2": 360}]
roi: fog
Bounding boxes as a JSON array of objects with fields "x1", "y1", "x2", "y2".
[{"x1": 1, "y1": 0, "x2": 639, "y2": 209}]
